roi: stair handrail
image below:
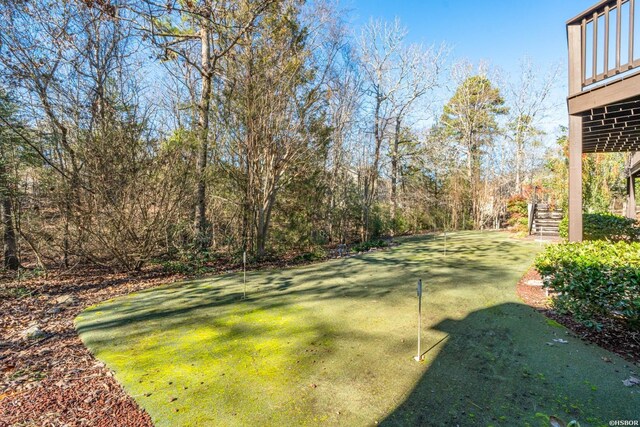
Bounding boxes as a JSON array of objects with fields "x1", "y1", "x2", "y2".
[{"x1": 528, "y1": 203, "x2": 536, "y2": 235}]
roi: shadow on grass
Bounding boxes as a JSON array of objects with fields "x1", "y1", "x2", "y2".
[
  {"x1": 76, "y1": 235, "x2": 529, "y2": 342},
  {"x1": 381, "y1": 302, "x2": 639, "y2": 426},
  {"x1": 75, "y1": 233, "x2": 639, "y2": 425}
]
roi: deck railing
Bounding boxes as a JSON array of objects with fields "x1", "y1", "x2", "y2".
[{"x1": 568, "y1": 0, "x2": 640, "y2": 94}]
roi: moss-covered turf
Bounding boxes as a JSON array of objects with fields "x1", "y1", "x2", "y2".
[{"x1": 76, "y1": 232, "x2": 639, "y2": 426}]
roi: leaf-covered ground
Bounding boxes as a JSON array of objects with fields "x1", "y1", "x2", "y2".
[
  {"x1": 0, "y1": 267, "x2": 173, "y2": 426},
  {"x1": 75, "y1": 232, "x2": 640, "y2": 426},
  {"x1": 517, "y1": 268, "x2": 640, "y2": 365}
]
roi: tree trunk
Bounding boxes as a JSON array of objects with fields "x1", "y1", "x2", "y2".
[
  {"x1": 361, "y1": 172, "x2": 369, "y2": 241},
  {"x1": 466, "y1": 131, "x2": 480, "y2": 230},
  {"x1": 2, "y1": 184, "x2": 19, "y2": 270},
  {"x1": 515, "y1": 130, "x2": 523, "y2": 195},
  {"x1": 515, "y1": 145, "x2": 522, "y2": 194},
  {"x1": 63, "y1": 214, "x2": 70, "y2": 268},
  {"x1": 0, "y1": 159, "x2": 19, "y2": 269},
  {"x1": 390, "y1": 116, "x2": 400, "y2": 234},
  {"x1": 242, "y1": 186, "x2": 251, "y2": 253},
  {"x1": 256, "y1": 206, "x2": 266, "y2": 258},
  {"x1": 195, "y1": 23, "x2": 213, "y2": 250},
  {"x1": 364, "y1": 93, "x2": 384, "y2": 240},
  {"x1": 256, "y1": 191, "x2": 276, "y2": 258},
  {"x1": 327, "y1": 190, "x2": 335, "y2": 242}
]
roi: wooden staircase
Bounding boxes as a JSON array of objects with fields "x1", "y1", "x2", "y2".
[{"x1": 530, "y1": 204, "x2": 563, "y2": 237}]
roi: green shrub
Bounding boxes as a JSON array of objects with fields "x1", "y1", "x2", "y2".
[
  {"x1": 369, "y1": 204, "x2": 390, "y2": 239},
  {"x1": 352, "y1": 239, "x2": 388, "y2": 253},
  {"x1": 507, "y1": 216, "x2": 529, "y2": 234},
  {"x1": 160, "y1": 250, "x2": 221, "y2": 275},
  {"x1": 391, "y1": 213, "x2": 410, "y2": 236},
  {"x1": 534, "y1": 241, "x2": 640, "y2": 329},
  {"x1": 293, "y1": 247, "x2": 327, "y2": 262},
  {"x1": 506, "y1": 195, "x2": 529, "y2": 233},
  {"x1": 507, "y1": 195, "x2": 528, "y2": 217},
  {"x1": 161, "y1": 260, "x2": 196, "y2": 274},
  {"x1": 558, "y1": 213, "x2": 639, "y2": 242},
  {"x1": 558, "y1": 216, "x2": 568, "y2": 238}
]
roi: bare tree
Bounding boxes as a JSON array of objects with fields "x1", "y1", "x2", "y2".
[
  {"x1": 387, "y1": 43, "x2": 446, "y2": 229},
  {"x1": 219, "y1": 0, "x2": 335, "y2": 257},
  {"x1": 358, "y1": 18, "x2": 407, "y2": 239},
  {"x1": 324, "y1": 47, "x2": 363, "y2": 243},
  {"x1": 0, "y1": 1, "x2": 193, "y2": 269},
  {"x1": 133, "y1": 0, "x2": 275, "y2": 250},
  {"x1": 506, "y1": 58, "x2": 560, "y2": 194}
]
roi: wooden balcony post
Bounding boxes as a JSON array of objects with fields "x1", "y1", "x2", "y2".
[
  {"x1": 568, "y1": 115, "x2": 583, "y2": 242},
  {"x1": 627, "y1": 175, "x2": 637, "y2": 219}
]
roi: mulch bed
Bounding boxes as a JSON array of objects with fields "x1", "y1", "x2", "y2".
[
  {"x1": 0, "y1": 266, "x2": 185, "y2": 427},
  {"x1": 516, "y1": 268, "x2": 640, "y2": 365}
]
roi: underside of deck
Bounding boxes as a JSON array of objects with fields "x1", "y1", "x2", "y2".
[{"x1": 569, "y1": 71, "x2": 640, "y2": 153}]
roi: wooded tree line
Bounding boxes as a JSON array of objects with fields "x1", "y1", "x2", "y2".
[{"x1": 0, "y1": 0, "x2": 618, "y2": 271}]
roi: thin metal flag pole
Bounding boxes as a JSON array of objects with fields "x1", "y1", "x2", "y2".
[
  {"x1": 243, "y1": 251, "x2": 247, "y2": 299},
  {"x1": 414, "y1": 279, "x2": 423, "y2": 362}
]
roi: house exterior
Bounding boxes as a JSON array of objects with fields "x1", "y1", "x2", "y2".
[{"x1": 567, "y1": 0, "x2": 640, "y2": 241}]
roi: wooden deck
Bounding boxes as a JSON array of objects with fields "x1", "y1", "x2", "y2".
[{"x1": 567, "y1": 0, "x2": 640, "y2": 240}]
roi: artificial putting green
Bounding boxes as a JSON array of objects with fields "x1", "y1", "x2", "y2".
[{"x1": 76, "y1": 232, "x2": 639, "y2": 426}]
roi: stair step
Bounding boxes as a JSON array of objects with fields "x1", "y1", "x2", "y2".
[
  {"x1": 530, "y1": 204, "x2": 562, "y2": 236},
  {"x1": 535, "y1": 213, "x2": 563, "y2": 219},
  {"x1": 533, "y1": 220, "x2": 561, "y2": 226},
  {"x1": 531, "y1": 231, "x2": 560, "y2": 236},
  {"x1": 533, "y1": 224, "x2": 560, "y2": 229}
]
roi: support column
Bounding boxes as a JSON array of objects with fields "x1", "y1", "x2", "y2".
[
  {"x1": 568, "y1": 114, "x2": 583, "y2": 242},
  {"x1": 627, "y1": 175, "x2": 637, "y2": 219}
]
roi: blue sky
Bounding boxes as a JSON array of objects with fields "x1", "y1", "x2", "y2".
[
  {"x1": 346, "y1": 0, "x2": 598, "y2": 137},
  {"x1": 347, "y1": 0, "x2": 596, "y2": 75}
]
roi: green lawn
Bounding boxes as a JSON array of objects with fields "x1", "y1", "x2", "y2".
[{"x1": 76, "y1": 232, "x2": 639, "y2": 426}]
